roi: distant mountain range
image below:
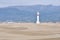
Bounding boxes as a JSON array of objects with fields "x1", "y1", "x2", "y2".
[{"x1": 0, "y1": 5, "x2": 60, "y2": 23}]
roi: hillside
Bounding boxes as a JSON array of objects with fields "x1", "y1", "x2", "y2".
[{"x1": 0, "y1": 5, "x2": 60, "y2": 22}]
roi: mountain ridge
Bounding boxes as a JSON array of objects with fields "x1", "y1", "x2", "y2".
[{"x1": 0, "y1": 5, "x2": 60, "y2": 23}]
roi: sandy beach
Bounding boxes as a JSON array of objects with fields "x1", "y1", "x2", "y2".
[{"x1": 0, "y1": 23, "x2": 60, "y2": 40}]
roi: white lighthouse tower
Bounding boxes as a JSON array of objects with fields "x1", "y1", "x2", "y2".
[{"x1": 36, "y1": 12, "x2": 40, "y2": 24}]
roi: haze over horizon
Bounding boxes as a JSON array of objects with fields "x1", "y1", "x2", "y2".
[{"x1": 0, "y1": 0, "x2": 60, "y2": 8}]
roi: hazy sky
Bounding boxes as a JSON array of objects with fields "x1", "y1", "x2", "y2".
[{"x1": 0, "y1": 0, "x2": 60, "y2": 7}]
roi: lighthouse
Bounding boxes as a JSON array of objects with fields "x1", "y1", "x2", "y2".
[{"x1": 36, "y1": 12, "x2": 40, "y2": 24}]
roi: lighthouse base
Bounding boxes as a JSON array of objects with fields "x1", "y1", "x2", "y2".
[{"x1": 36, "y1": 21, "x2": 40, "y2": 24}]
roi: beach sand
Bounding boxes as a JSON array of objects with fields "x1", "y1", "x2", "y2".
[{"x1": 0, "y1": 23, "x2": 60, "y2": 40}]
